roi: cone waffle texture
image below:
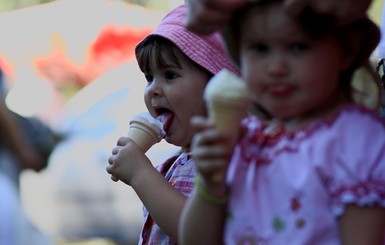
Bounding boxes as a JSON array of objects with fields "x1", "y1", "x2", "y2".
[{"x1": 128, "y1": 112, "x2": 165, "y2": 152}]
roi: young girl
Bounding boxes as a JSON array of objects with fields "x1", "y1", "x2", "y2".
[
  {"x1": 179, "y1": 1, "x2": 385, "y2": 244},
  {"x1": 106, "y1": 4, "x2": 239, "y2": 244}
]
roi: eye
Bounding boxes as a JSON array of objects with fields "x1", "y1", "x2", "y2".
[
  {"x1": 289, "y1": 42, "x2": 309, "y2": 53},
  {"x1": 145, "y1": 74, "x2": 154, "y2": 83},
  {"x1": 165, "y1": 71, "x2": 178, "y2": 80},
  {"x1": 250, "y1": 43, "x2": 268, "y2": 54}
]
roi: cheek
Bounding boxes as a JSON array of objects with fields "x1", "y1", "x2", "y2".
[
  {"x1": 143, "y1": 92, "x2": 151, "y2": 110},
  {"x1": 241, "y1": 64, "x2": 259, "y2": 94}
]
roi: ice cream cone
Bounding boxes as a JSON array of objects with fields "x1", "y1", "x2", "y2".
[
  {"x1": 204, "y1": 69, "x2": 250, "y2": 182},
  {"x1": 207, "y1": 98, "x2": 248, "y2": 145},
  {"x1": 111, "y1": 112, "x2": 165, "y2": 182},
  {"x1": 128, "y1": 121, "x2": 162, "y2": 152}
]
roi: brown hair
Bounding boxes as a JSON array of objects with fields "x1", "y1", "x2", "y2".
[{"x1": 135, "y1": 35, "x2": 213, "y2": 79}]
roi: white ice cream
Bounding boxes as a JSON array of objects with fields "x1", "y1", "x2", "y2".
[
  {"x1": 204, "y1": 69, "x2": 250, "y2": 104},
  {"x1": 129, "y1": 112, "x2": 166, "y2": 142}
]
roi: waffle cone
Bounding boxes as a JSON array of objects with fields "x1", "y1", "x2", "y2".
[
  {"x1": 207, "y1": 98, "x2": 248, "y2": 183},
  {"x1": 128, "y1": 121, "x2": 160, "y2": 152},
  {"x1": 208, "y1": 98, "x2": 247, "y2": 139}
]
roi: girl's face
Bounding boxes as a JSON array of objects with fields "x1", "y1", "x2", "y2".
[
  {"x1": 239, "y1": 3, "x2": 351, "y2": 122},
  {"x1": 143, "y1": 48, "x2": 209, "y2": 149}
]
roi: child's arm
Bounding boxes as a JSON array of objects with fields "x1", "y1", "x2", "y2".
[
  {"x1": 179, "y1": 116, "x2": 233, "y2": 244},
  {"x1": 179, "y1": 183, "x2": 228, "y2": 245},
  {"x1": 107, "y1": 136, "x2": 186, "y2": 241},
  {"x1": 338, "y1": 204, "x2": 385, "y2": 245}
]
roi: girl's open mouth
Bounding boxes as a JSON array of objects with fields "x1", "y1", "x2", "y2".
[{"x1": 156, "y1": 108, "x2": 174, "y2": 133}]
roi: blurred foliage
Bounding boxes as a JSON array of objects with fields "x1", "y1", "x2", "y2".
[{"x1": 369, "y1": 0, "x2": 384, "y2": 26}]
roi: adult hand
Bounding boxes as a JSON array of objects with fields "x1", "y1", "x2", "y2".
[
  {"x1": 185, "y1": 0, "x2": 245, "y2": 35},
  {"x1": 284, "y1": 0, "x2": 372, "y2": 26},
  {"x1": 185, "y1": 0, "x2": 372, "y2": 35}
]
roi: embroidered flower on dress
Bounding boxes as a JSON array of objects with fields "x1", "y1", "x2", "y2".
[
  {"x1": 295, "y1": 218, "x2": 306, "y2": 229},
  {"x1": 290, "y1": 197, "x2": 301, "y2": 212},
  {"x1": 272, "y1": 216, "x2": 285, "y2": 232},
  {"x1": 290, "y1": 197, "x2": 306, "y2": 229}
]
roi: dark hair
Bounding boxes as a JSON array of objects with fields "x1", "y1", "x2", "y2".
[
  {"x1": 135, "y1": 35, "x2": 213, "y2": 79},
  {"x1": 298, "y1": 9, "x2": 381, "y2": 101}
]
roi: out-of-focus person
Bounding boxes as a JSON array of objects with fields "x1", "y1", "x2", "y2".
[{"x1": 0, "y1": 68, "x2": 52, "y2": 244}]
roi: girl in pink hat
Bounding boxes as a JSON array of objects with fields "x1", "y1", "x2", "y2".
[
  {"x1": 106, "y1": 4, "x2": 240, "y2": 245},
  {"x1": 180, "y1": 0, "x2": 385, "y2": 244}
]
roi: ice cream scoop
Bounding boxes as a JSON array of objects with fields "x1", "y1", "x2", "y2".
[
  {"x1": 204, "y1": 69, "x2": 250, "y2": 182},
  {"x1": 111, "y1": 112, "x2": 165, "y2": 182},
  {"x1": 204, "y1": 69, "x2": 250, "y2": 139}
]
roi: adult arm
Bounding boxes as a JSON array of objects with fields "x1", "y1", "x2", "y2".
[
  {"x1": 185, "y1": 0, "x2": 373, "y2": 35},
  {"x1": 0, "y1": 95, "x2": 44, "y2": 171},
  {"x1": 284, "y1": 0, "x2": 372, "y2": 26},
  {"x1": 185, "y1": 0, "x2": 245, "y2": 35},
  {"x1": 338, "y1": 204, "x2": 385, "y2": 245},
  {"x1": 107, "y1": 136, "x2": 186, "y2": 241}
]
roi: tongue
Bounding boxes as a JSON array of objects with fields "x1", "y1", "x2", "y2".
[{"x1": 157, "y1": 111, "x2": 174, "y2": 133}]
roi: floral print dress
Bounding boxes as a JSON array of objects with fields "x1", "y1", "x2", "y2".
[{"x1": 225, "y1": 105, "x2": 385, "y2": 245}]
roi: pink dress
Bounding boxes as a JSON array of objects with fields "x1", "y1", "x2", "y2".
[{"x1": 225, "y1": 105, "x2": 385, "y2": 244}]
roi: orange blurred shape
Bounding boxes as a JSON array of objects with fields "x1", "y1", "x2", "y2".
[{"x1": 35, "y1": 26, "x2": 152, "y2": 88}]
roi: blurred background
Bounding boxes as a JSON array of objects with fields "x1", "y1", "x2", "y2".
[
  {"x1": 0, "y1": 0, "x2": 383, "y2": 244},
  {"x1": 0, "y1": 0, "x2": 182, "y2": 245}
]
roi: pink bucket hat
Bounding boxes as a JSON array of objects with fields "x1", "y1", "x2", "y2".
[{"x1": 135, "y1": 4, "x2": 239, "y2": 76}]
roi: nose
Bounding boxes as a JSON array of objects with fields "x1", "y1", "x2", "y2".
[
  {"x1": 267, "y1": 53, "x2": 288, "y2": 77},
  {"x1": 145, "y1": 79, "x2": 163, "y2": 98}
]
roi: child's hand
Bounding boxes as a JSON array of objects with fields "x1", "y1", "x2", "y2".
[
  {"x1": 190, "y1": 116, "x2": 234, "y2": 186},
  {"x1": 107, "y1": 136, "x2": 152, "y2": 186}
]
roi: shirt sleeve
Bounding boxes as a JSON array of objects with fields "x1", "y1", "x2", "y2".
[{"x1": 323, "y1": 109, "x2": 385, "y2": 216}]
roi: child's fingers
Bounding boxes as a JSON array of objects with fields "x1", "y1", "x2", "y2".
[
  {"x1": 190, "y1": 115, "x2": 213, "y2": 132},
  {"x1": 192, "y1": 133, "x2": 230, "y2": 168},
  {"x1": 117, "y1": 136, "x2": 130, "y2": 146},
  {"x1": 106, "y1": 155, "x2": 120, "y2": 182},
  {"x1": 107, "y1": 154, "x2": 115, "y2": 166},
  {"x1": 111, "y1": 146, "x2": 120, "y2": 155}
]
